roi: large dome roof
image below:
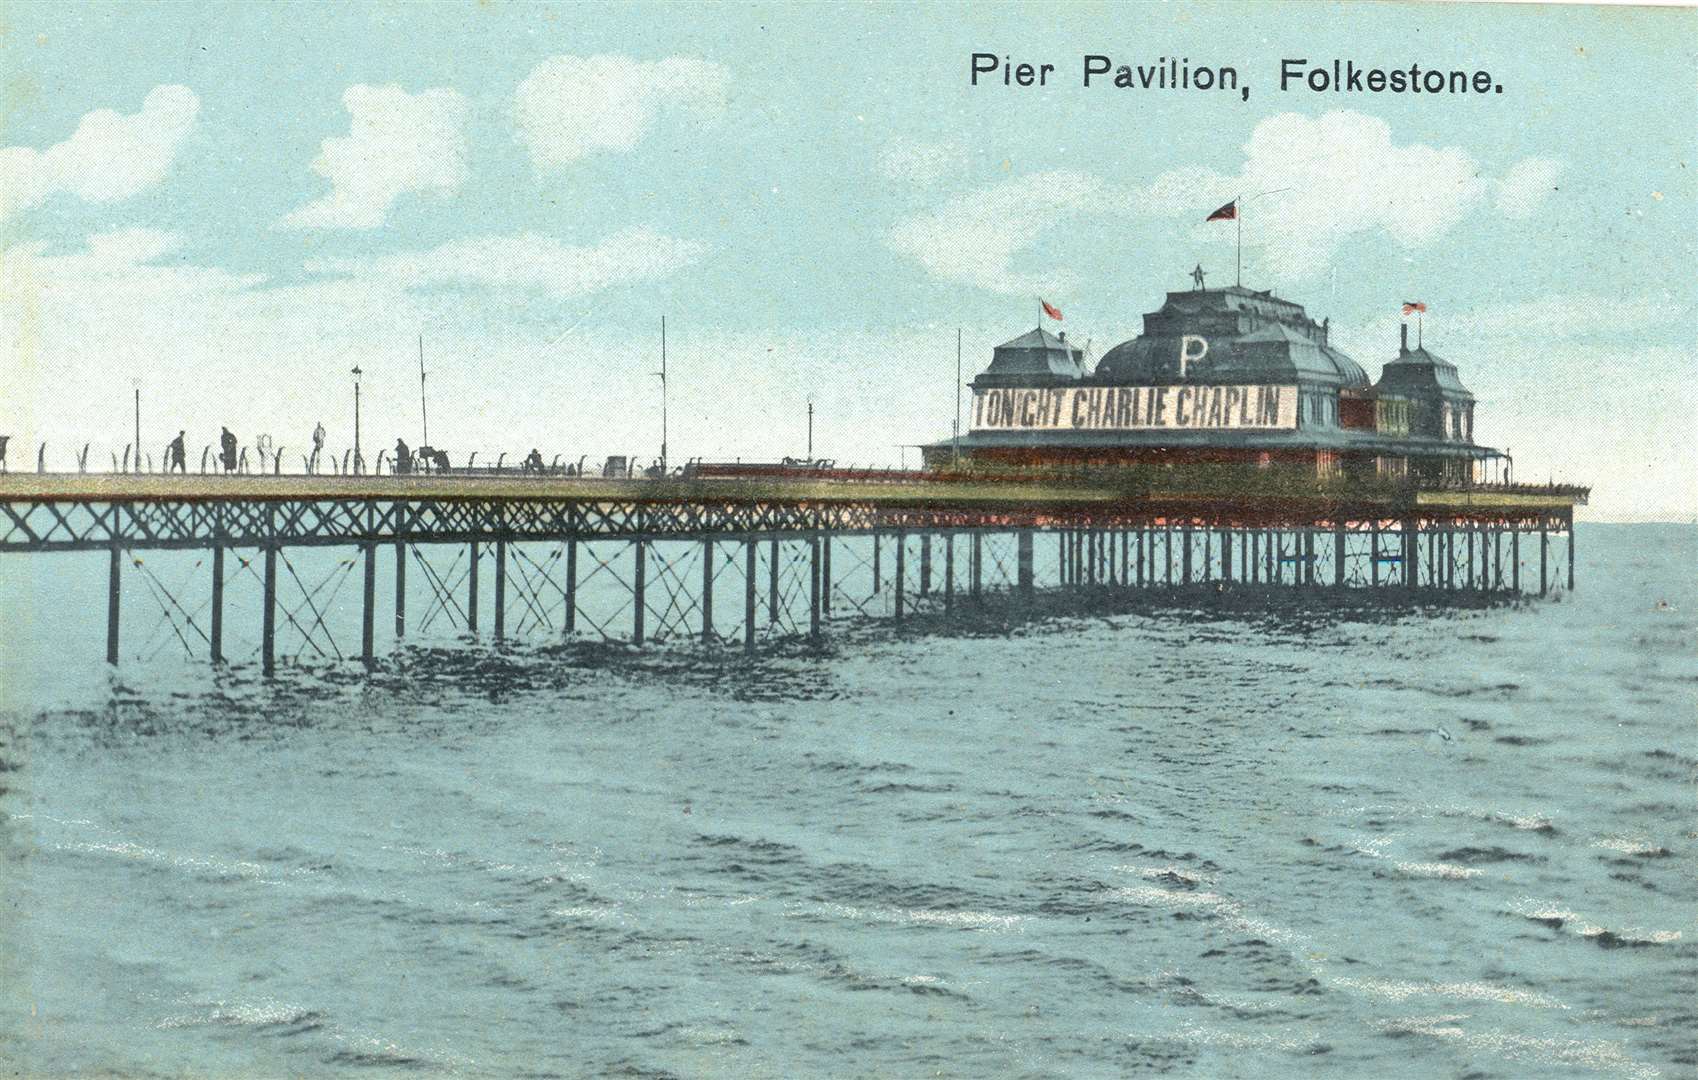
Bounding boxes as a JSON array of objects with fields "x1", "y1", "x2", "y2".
[{"x1": 1095, "y1": 286, "x2": 1369, "y2": 389}]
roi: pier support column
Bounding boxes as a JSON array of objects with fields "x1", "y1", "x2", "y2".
[
  {"x1": 106, "y1": 544, "x2": 121, "y2": 666},
  {"x1": 467, "y1": 541, "x2": 480, "y2": 636},
  {"x1": 1539, "y1": 518, "x2": 1549, "y2": 596},
  {"x1": 394, "y1": 540, "x2": 406, "y2": 640},
  {"x1": 1266, "y1": 530, "x2": 1277, "y2": 585},
  {"x1": 564, "y1": 538, "x2": 577, "y2": 637},
  {"x1": 261, "y1": 545, "x2": 277, "y2": 677},
  {"x1": 894, "y1": 532, "x2": 907, "y2": 621},
  {"x1": 1058, "y1": 531, "x2": 1068, "y2": 586},
  {"x1": 1017, "y1": 530, "x2": 1034, "y2": 594},
  {"x1": 872, "y1": 531, "x2": 881, "y2": 594},
  {"x1": 362, "y1": 542, "x2": 376, "y2": 662},
  {"x1": 210, "y1": 545, "x2": 224, "y2": 663},
  {"x1": 822, "y1": 536, "x2": 832, "y2": 617},
  {"x1": 944, "y1": 533, "x2": 955, "y2": 613},
  {"x1": 769, "y1": 538, "x2": 780, "y2": 627},
  {"x1": 971, "y1": 532, "x2": 983, "y2": 601},
  {"x1": 633, "y1": 540, "x2": 646, "y2": 644},
  {"x1": 920, "y1": 534, "x2": 932, "y2": 596},
  {"x1": 809, "y1": 537, "x2": 821, "y2": 641},
  {"x1": 744, "y1": 540, "x2": 757, "y2": 654},
  {"x1": 1467, "y1": 527, "x2": 1476, "y2": 590},
  {"x1": 1220, "y1": 529, "x2": 1232, "y2": 585},
  {"x1": 1511, "y1": 529, "x2": 1521, "y2": 593},
  {"x1": 494, "y1": 540, "x2": 507, "y2": 643},
  {"x1": 1165, "y1": 525, "x2": 1174, "y2": 586},
  {"x1": 1370, "y1": 528, "x2": 1380, "y2": 587},
  {"x1": 1333, "y1": 524, "x2": 1346, "y2": 586},
  {"x1": 1567, "y1": 517, "x2": 1575, "y2": 592},
  {"x1": 1402, "y1": 519, "x2": 1418, "y2": 588},
  {"x1": 702, "y1": 539, "x2": 715, "y2": 644}
]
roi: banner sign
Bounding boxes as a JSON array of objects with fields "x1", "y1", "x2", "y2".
[{"x1": 972, "y1": 384, "x2": 1298, "y2": 432}]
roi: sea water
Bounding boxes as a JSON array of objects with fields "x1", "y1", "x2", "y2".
[{"x1": 1, "y1": 523, "x2": 1692, "y2": 1078}]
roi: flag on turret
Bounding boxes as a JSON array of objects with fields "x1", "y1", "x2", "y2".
[
  {"x1": 1401, "y1": 301, "x2": 1428, "y2": 315},
  {"x1": 1205, "y1": 200, "x2": 1237, "y2": 222},
  {"x1": 1041, "y1": 299, "x2": 1063, "y2": 321}
]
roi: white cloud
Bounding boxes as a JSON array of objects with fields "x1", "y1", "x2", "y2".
[
  {"x1": 513, "y1": 54, "x2": 729, "y2": 169},
  {"x1": 1135, "y1": 111, "x2": 1501, "y2": 278},
  {"x1": 1494, "y1": 157, "x2": 1561, "y2": 219},
  {"x1": 305, "y1": 227, "x2": 706, "y2": 298},
  {"x1": 280, "y1": 85, "x2": 468, "y2": 230},
  {"x1": 877, "y1": 136, "x2": 970, "y2": 185},
  {"x1": 888, "y1": 112, "x2": 1567, "y2": 290},
  {"x1": 885, "y1": 170, "x2": 1103, "y2": 295},
  {"x1": 0, "y1": 85, "x2": 199, "y2": 221}
]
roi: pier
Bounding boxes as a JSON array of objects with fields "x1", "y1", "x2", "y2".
[{"x1": 0, "y1": 470, "x2": 1586, "y2": 673}]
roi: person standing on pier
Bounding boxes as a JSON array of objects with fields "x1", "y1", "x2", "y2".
[
  {"x1": 311, "y1": 421, "x2": 326, "y2": 471},
  {"x1": 166, "y1": 430, "x2": 187, "y2": 473},
  {"x1": 395, "y1": 438, "x2": 412, "y2": 475},
  {"x1": 219, "y1": 427, "x2": 237, "y2": 473}
]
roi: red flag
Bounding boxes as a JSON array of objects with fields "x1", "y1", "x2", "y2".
[
  {"x1": 1205, "y1": 200, "x2": 1237, "y2": 222},
  {"x1": 1041, "y1": 299, "x2": 1063, "y2": 321},
  {"x1": 1401, "y1": 301, "x2": 1427, "y2": 315}
]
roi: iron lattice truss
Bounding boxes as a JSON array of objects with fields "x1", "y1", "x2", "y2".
[{"x1": 0, "y1": 495, "x2": 1574, "y2": 553}]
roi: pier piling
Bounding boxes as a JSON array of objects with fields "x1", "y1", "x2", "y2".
[
  {"x1": 261, "y1": 544, "x2": 276, "y2": 677},
  {"x1": 362, "y1": 542, "x2": 375, "y2": 661},
  {"x1": 210, "y1": 545, "x2": 224, "y2": 663},
  {"x1": 895, "y1": 531, "x2": 907, "y2": 620},
  {"x1": 702, "y1": 539, "x2": 715, "y2": 643},
  {"x1": 564, "y1": 538, "x2": 577, "y2": 636},
  {"x1": 494, "y1": 539, "x2": 507, "y2": 642},
  {"x1": 744, "y1": 540, "x2": 757, "y2": 654},
  {"x1": 633, "y1": 540, "x2": 646, "y2": 645},
  {"x1": 467, "y1": 542, "x2": 479, "y2": 636},
  {"x1": 106, "y1": 544, "x2": 121, "y2": 665}
]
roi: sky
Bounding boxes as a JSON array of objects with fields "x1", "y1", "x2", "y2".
[{"x1": 0, "y1": 1, "x2": 1693, "y2": 519}]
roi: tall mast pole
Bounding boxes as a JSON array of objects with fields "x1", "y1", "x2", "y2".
[
  {"x1": 352, "y1": 365, "x2": 362, "y2": 475},
  {"x1": 134, "y1": 387, "x2": 141, "y2": 473},
  {"x1": 418, "y1": 334, "x2": 429, "y2": 447},
  {"x1": 1236, "y1": 195, "x2": 1242, "y2": 288},
  {"x1": 953, "y1": 327, "x2": 962, "y2": 465},
  {"x1": 660, "y1": 315, "x2": 668, "y2": 473}
]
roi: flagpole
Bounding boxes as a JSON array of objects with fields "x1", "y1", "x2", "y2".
[
  {"x1": 1236, "y1": 194, "x2": 1242, "y2": 288},
  {"x1": 1417, "y1": 310, "x2": 1423, "y2": 349},
  {"x1": 953, "y1": 327, "x2": 962, "y2": 466}
]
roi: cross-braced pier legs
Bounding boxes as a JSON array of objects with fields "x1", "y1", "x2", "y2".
[{"x1": 80, "y1": 512, "x2": 1575, "y2": 672}]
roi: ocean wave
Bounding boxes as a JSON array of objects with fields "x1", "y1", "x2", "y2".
[
  {"x1": 1334, "y1": 977, "x2": 1565, "y2": 1009},
  {"x1": 1376, "y1": 1014, "x2": 1661, "y2": 1080},
  {"x1": 795, "y1": 899, "x2": 1025, "y2": 932}
]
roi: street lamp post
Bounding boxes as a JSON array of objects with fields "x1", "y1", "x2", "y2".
[{"x1": 352, "y1": 365, "x2": 363, "y2": 475}]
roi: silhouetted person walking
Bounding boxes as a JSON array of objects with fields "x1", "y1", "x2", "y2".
[
  {"x1": 312, "y1": 421, "x2": 326, "y2": 471},
  {"x1": 167, "y1": 430, "x2": 187, "y2": 473},
  {"x1": 394, "y1": 438, "x2": 412, "y2": 475},
  {"x1": 220, "y1": 427, "x2": 237, "y2": 473}
]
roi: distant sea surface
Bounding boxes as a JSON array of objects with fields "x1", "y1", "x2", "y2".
[{"x1": 1, "y1": 523, "x2": 1693, "y2": 1079}]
